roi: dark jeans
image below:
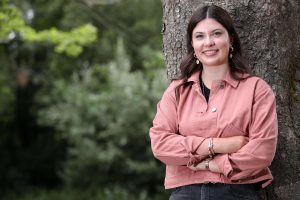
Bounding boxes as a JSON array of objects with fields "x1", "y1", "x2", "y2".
[{"x1": 169, "y1": 183, "x2": 259, "y2": 200}]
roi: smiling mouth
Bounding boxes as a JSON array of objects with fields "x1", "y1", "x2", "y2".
[{"x1": 203, "y1": 50, "x2": 218, "y2": 56}]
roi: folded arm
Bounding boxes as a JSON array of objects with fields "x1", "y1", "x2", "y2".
[
  {"x1": 150, "y1": 83, "x2": 249, "y2": 166},
  {"x1": 150, "y1": 86, "x2": 207, "y2": 166},
  {"x1": 190, "y1": 81, "x2": 278, "y2": 181}
]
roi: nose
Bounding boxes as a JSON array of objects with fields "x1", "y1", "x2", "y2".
[{"x1": 204, "y1": 36, "x2": 214, "y2": 46}]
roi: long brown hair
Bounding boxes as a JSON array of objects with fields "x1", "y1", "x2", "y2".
[{"x1": 175, "y1": 5, "x2": 252, "y2": 99}]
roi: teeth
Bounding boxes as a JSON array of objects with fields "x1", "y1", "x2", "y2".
[{"x1": 204, "y1": 50, "x2": 217, "y2": 55}]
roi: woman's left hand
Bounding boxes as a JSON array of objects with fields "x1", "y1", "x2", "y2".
[
  {"x1": 188, "y1": 161, "x2": 206, "y2": 171},
  {"x1": 188, "y1": 159, "x2": 221, "y2": 173}
]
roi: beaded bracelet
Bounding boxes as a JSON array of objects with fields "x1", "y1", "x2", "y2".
[{"x1": 208, "y1": 138, "x2": 215, "y2": 158}]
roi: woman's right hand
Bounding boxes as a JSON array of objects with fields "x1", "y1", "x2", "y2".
[{"x1": 214, "y1": 136, "x2": 249, "y2": 154}]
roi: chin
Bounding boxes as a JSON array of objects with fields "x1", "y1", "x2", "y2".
[{"x1": 202, "y1": 59, "x2": 228, "y2": 67}]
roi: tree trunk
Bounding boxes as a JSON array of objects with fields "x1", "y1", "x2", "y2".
[{"x1": 161, "y1": 0, "x2": 300, "y2": 199}]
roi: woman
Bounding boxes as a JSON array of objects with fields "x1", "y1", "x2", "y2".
[{"x1": 149, "y1": 5, "x2": 278, "y2": 200}]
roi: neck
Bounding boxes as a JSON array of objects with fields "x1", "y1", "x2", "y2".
[{"x1": 201, "y1": 64, "x2": 229, "y2": 89}]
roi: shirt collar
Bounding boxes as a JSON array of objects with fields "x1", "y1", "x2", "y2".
[
  {"x1": 186, "y1": 70, "x2": 240, "y2": 88},
  {"x1": 186, "y1": 70, "x2": 201, "y2": 83},
  {"x1": 223, "y1": 70, "x2": 240, "y2": 88}
]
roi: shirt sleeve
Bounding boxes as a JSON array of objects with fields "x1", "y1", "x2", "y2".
[
  {"x1": 214, "y1": 80, "x2": 278, "y2": 181},
  {"x1": 149, "y1": 82, "x2": 207, "y2": 166}
]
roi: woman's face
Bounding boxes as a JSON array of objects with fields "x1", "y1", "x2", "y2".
[{"x1": 192, "y1": 18, "x2": 231, "y2": 68}]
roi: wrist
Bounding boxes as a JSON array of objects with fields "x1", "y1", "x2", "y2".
[
  {"x1": 207, "y1": 159, "x2": 222, "y2": 173},
  {"x1": 204, "y1": 157, "x2": 212, "y2": 171},
  {"x1": 212, "y1": 138, "x2": 228, "y2": 154},
  {"x1": 208, "y1": 138, "x2": 215, "y2": 157}
]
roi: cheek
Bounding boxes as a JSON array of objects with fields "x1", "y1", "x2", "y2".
[
  {"x1": 218, "y1": 40, "x2": 230, "y2": 53},
  {"x1": 192, "y1": 41, "x2": 203, "y2": 51},
  {"x1": 218, "y1": 38, "x2": 230, "y2": 46},
  {"x1": 223, "y1": 38, "x2": 231, "y2": 47}
]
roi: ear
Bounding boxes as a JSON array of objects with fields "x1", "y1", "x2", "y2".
[{"x1": 230, "y1": 35, "x2": 234, "y2": 45}]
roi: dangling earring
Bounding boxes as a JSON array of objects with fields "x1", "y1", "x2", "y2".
[
  {"x1": 194, "y1": 53, "x2": 200, "y2": 64},
  {"x1": 229, "y1": 46, "x2": 234, "y2": 59}
]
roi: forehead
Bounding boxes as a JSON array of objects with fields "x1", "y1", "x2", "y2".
[{"x1": 193, "y1": 18, "x2": 227, "y2": 33}]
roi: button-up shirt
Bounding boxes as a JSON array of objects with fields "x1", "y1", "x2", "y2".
[{"x1": 149, "y1": 70, "x2": 278, "y2": 189}]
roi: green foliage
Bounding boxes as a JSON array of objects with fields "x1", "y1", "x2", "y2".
[
  {"x1": 0, "y1": 0, "x2": 166, "y2": 198},
  {"x1": 0, "y1": 67, "x2": 14, "y2": 123},
  {"x1": 0, "y1": 0, "x2": 97, "y2": 56},
  {"x1": 37, "y1": 38, "x2": 167, "y2": 194},
  {"x1": 24, "y1": 24, "x2": 97, "y2": 56}
]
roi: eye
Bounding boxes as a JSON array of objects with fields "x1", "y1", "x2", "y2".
[
  {"x1": 195, "y1": 34, "x2": 204, "y2": 39},
  {"x1": 213, "y1": 31, "x2": 222, "y2": 36}
]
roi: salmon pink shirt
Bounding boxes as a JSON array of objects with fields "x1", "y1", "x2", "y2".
[{"x1": 149, "y1": 70, "x2": 278, "y2": 189}]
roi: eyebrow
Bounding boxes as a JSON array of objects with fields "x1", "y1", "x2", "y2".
[{"x1": 194, "y1": 28, "x2": 223, "y2": 34}]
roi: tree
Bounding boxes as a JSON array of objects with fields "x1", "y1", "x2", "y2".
[
  {"x1": 0, "y1": 0, "x2": 97, "y2": 56},
  {"x1": 1, "y1": 0, "x2": 165, "y2": 195},
  {"x1": 161, "y1": 0, "x2": 300, "y2": 199},
  {"x1": 38, "y1": 38, "x2": 167, "y2": 194}
]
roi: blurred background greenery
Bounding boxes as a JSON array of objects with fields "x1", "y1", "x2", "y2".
[{"x1": 0, "y1": 0, "x2": 169, "y2": 199}]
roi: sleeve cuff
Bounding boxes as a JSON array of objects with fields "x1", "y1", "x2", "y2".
[
  {"x1": 180, "y1": 136, "x2": 206, "y2": 166},
  {"x1": 213, "y1": 154, "x2": 233, "y2": 177}
]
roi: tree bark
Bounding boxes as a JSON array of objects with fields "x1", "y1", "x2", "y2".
[{"x1": 161, "y1": 0, "x2": 300, "y2": 199}]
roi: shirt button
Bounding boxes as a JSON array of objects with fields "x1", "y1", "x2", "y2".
[
  {"x1": 219, "y1": 83, "x2": 225, "y2": 89},
  {"x1": 211, "y1": 107, "x2": 217, "y2": 112}
]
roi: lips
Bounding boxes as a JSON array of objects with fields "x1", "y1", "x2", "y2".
[{"x1": 203, "y1": 49, "x2": 218, "y2": 56}]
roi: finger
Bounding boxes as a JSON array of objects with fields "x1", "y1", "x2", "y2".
[{"x1": 188, "y1": 166, "x2": 197, "y2": 171}]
